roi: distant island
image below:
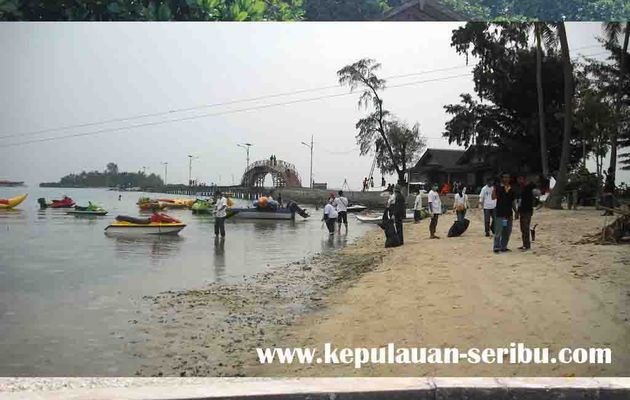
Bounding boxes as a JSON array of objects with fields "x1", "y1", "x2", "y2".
[{"x1": 40, "y1": 163, "x2": 163, "y2": 189}]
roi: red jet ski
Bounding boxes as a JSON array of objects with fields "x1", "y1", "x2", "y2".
[{"x1": 38, "y1": 196, "x2": 76, "y2": 209}]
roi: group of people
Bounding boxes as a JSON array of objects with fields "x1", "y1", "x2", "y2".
[
  {"x1": 269, "y1": 155, "x2": 278, "y2": 166},
  {"x1": 413, "y1": 172, "x2": 541, "y2": 252},
  {"x1": 361, "y1": 176, "x2": 374, "y2": 191},
  {"x1": 322, "y1": 190, "x2": 349, "y2": 235}
]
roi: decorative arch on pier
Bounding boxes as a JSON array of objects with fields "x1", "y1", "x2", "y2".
[{"x1": 241, "y1": 159, "x2": 302, "y2": 188}]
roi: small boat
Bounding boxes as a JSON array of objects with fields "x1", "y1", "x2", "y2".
[
  {"x1": 346, "y1": 204, "x2": 368, "y2": 213},
  {"x1": 67, "y1": 202, "x2": 108, "y2": 216},
  {"x1": 191, "y1": 198, "x2": 214, "y2": 214},
  {"x1": 227, "y1": 200, "x2": 309, "y2": 220},
  {"x1": 137, "y1": 197, "x2": 165, "y2": 211},
  {"x1": 0, "y1": 193, "x2": 28, "y2": 209},
  {"x1": 0, "y1": 180, "x2": 25, "y2": 187},
  {"x1": 38, "y1": 196, "x2": 75, "y2": 209},
  {"x1": 105, "y1": 213, "x2": 186, "y2": 235},
  {"x1": 355, "y1": 211, "x2": 416, "y2": 224},
  {"x1": 157, "y1": 198, "x2": 194, "y2": 209}
]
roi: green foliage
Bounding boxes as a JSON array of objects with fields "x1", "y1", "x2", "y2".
[
  {"x1": 566, "y1": 165, "x2": 599, "y2": 205},
  {"x1": 0, "y1": 0, "x2": 304, "y2": 21},
  {"x1": 303, "y1": 0, "x2": 388, "y2": 21},
  {"x1": 444, "y1": 23, "x2": 586, "y2": 174},
  {"x1": 44, "y1": 163, "x2": 164, "y2": 188},
  {"x1": 338, "y1": 58, "x2": 425, "y2": 183},
  {"x1": 442, "y1": 0, "x2": 629, "y2": 21}
]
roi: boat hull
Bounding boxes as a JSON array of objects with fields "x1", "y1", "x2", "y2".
[
  {"x1": 355, "y1": 212, "x2": 415, "y2": 224},
  {"x1": 0, "y1": 193, "x2": 28, "y2": 209},
  {"x1": 68, "y1": 210, "x2": 108, "y2": 216},
  {"x1": 228, "y1": 208, "x2": 295, "y2": 220},
  {"x1": 104, "y1": 223, "x2": 186, "y2": 235},
  {"x1": 347, "y1": 205, "x2": 368, "y2": 213}
]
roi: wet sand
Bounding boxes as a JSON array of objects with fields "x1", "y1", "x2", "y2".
[{"x1": 131, "y1": 208, "x2": 630, "y2": 377}]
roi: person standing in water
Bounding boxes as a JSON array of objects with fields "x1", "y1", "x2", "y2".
[
  {"x1": 323, "y1": 197, "x2": 338, "y2": 235},
  {"x1": 213, "y1": 190, "x2": 228, "y2": 238},
  {"x1": 427, "y1": 183, "x2": 442, "y2": 239},
  {"x1": 334, "y1": 190, "x2": 349, "y2": 234}
]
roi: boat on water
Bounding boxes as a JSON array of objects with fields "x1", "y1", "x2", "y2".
[
  {"x1": 38, "y1": 196, "x2": 75, "y2": 209},
  {"x1": 0, "y1": 193, "x2": 28, "y2": 209},
  {"x1": 0, "y1": 180, "x2": 25, "y2": 187},
  {"x1": 346, "y1": 204, "x2": 368, "y2": 213},
  {"x1": 227, "y1": 199, "x2": 309, "y2": 221},
  {"x1": 355, "y1": 210, "x2": 417, "y2": 224},
  {"x1": 191, "y1": 198, "x2": 214, "y2": 214},
  {"x1": 105, "y1": 213, "x2": 186, "y2": 235},
  {"x1": 157, "y1": 198, "x2": 194, "y2": 209},
  {"x1": 136, "y1": 197, "x2": 165, "y2": 211},
  {"x1": 67, "y1": 202, "x2": 108, "y2": 216}
]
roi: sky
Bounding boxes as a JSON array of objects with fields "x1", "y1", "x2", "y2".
[{"x1": 0, "y1": 22, "x2": 626, "y2": 190}]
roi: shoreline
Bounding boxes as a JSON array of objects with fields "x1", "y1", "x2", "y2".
[
  {"x1": 129, "y1": 207, "x2": 630, "y2": 377},
  {"x1": 128, "y1": 227, "x2": 385, "y2": 377}
]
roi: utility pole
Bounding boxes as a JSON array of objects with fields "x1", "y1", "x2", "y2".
[
  {"x1": 237, "y1": 143, "x2": 253, "y2": 169},
  {"x1": 188, "y1": 155, "x2": 198, "y2": 186},
  {"x1": 161, "y1": 162, "x2": 168, "y2": 186},
  {"x1": 301, "y1": 135, "x2": 313, "y2": 188}
]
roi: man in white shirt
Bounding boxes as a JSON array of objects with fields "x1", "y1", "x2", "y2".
[
  {"x1": 453, "y1": 187, "x2": 469, "y2": 222},
  {"x1": 427, "y1": 184, "x2": 442, "y2": 239},
  {"x1": 213, "y1": 190, "x2": 228, "y2": 237},
  {"x1": 478, "y1": 178, "x2": 497, "y2": 237},
  {"x1": 413, "y1": 191, "x2": 423, "y2": 223},
  {"x1": 323, "y1": 197, "x2": 338, "y2": 235},
  {"x1": 334, "y1": 190, "x2": 349, "y2": 233}
]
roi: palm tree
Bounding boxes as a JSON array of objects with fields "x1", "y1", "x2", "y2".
[
  {"x1": 547, "y1": 21, "x2": 574, "y2": 209},
  {"x1": 533, "y1": 22, "x2": 557, "y2": 178},
  {"x1": 603, "y1": 22, "x2": 630, "y2": 187}
]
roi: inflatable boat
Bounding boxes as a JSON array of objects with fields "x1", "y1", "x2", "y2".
[
  {"x1": 105, "y1": 213, "x2": 186, "y2": 235},
  {"x1": 0, "y1": 193, "x2": 28, "y2": 209}
]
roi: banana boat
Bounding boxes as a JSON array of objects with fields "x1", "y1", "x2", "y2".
[
  {"x1": 0, "y1": 193, "x2": 28, "y2": 209},
  {"x1": 105, "y1": 213, "x2": 186, "y2": 235}
]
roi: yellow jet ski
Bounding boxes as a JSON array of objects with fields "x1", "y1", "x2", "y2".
[{"x1": 105, "y1": 213, "x2": 186, "y2": 235}]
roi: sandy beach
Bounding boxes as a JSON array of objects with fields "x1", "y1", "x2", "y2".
[{"x1": 130, "y1": 207, "x2": 630, "y2": 377}]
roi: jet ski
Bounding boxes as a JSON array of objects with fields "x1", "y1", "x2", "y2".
[
  {"x1": 67, "y1": 202, "x2": 108, "y2": 216},
  {"x1": 38, "y1": 196, "x2": 75, "y2": 209},
  {"x1": 105, "y1": 213, "x2": 186, "y2": 235},
  {"x1": 191, "y1": 198, "x2": 214, "y2": 214}
]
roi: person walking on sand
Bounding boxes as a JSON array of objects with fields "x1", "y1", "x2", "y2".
[
  {"x1": 453, "y1": 186, "x2": 469, "y2": 222},
  {"x1": 388, "y1": 185, "x2": 406, "y2": 245},
  {"x1": 478, "y1": 178, "x2": 497, "y2": 237},
  {"x1": 427, "y1": 183, "x2": 442, "y2": 239},
  {"x1": 334, "y1": 190, "x2": 349, "y2": 233},
  {"x1": 322, "y1": 197, "x2": 338, "y2": 235},
  {"x1": 413, "y1": 190, "x2": 423, "y2": 223},
  {"x1": 517, "y1": 174, "x2": 540, "y2": 251},
  {"x1": 213, "y1": 190, "x2": 228, "y2": 238},
  {"x1": 492, "y1": 173, "x2": 518, "y2": 253}
]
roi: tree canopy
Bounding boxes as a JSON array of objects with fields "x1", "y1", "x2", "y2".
[
  {"x1": 40, "y1": 163, "x2": 164, "y2": 188},
  {"x1": 443, "y1": 0, "x2": 629, "y2": 21}
]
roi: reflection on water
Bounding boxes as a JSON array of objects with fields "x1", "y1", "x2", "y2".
[{"x1": 0, "y1": 187, "x2": 375, "y2": 375}]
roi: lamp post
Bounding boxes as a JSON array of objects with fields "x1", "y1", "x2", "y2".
[
  {"x1": 301, "y1": 135, "x2": 313, "y2": 189},
  {"x1": 188, "y1": 155, "x2": 198, "y2": 186},
  {"x1": 237, "y1": 143, "x2": 253, "y2": 169},
  {"x1": 161, "y1": 162, "x2": 168, "y2": 186}
]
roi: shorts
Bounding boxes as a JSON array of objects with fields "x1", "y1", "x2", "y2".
[{"x1": 337, "y1": 211, "x2": 348, "y2": 224}]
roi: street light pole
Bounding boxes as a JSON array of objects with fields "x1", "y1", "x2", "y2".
[
  {"x1": 161, "y1": 162, "x2": 168, "y2": 186},
  {"x1": 188, "y1": 155, "x2": 198, "y2": 186},
  {"x1": 301, "y1": 135, "x2": 313, "y2": 189},
  {"x1": 237, "y1": 143, "x2": 253, "y2": 169}
]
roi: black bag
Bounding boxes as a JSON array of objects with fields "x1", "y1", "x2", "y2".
[
  {"x1": 378, "y1": 210, "x2": 401, "y2": 248},
  {"x1": 447, "y1": 218, "x2": 470, "y2": 237}
]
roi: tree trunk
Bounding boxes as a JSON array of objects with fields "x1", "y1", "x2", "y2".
[
  {"x1": 535, "y1": 23, "x2": 550, "y2": 177},
  {"x1": 607, "y1": 22, "x2": 629, "y2": 186},
  {"x1": 548, "y1": 22, "x2": 574, "y2": 209}
]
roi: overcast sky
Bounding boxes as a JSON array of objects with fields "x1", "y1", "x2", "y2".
[{"x1": 1, "y1": 22, "x2": 625, "y2": 190}]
